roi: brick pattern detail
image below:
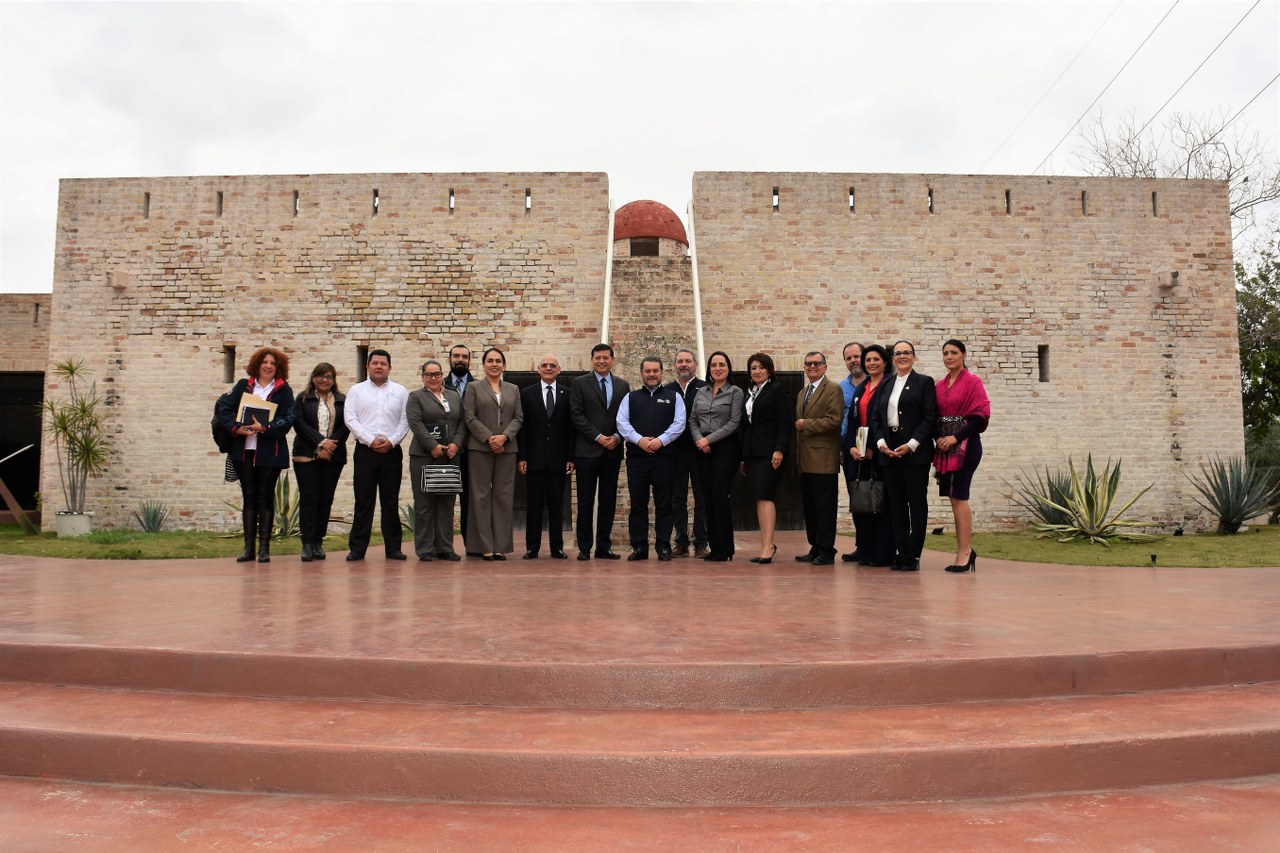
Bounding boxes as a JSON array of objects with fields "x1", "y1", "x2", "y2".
[{"x1": 0, "y1": 295, "x2": 51, "y2": 372}]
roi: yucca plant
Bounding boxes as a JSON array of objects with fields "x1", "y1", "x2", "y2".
[
  {"x1": 1182, "y1": 456, "x2": 1280, "y2": 534},
  {"x1": 1026, "y1": 454, "x2": 1155, "y2": 545},
  {"x1": 272, "y1": 473, "x2": 301, "y2": 540},
  {"x1": 41, "y1": 357, "x2": 109, "y2": 514},
  {"x1": 1008, "y1": 464, "x2": 1074, "y2": 526},
  {"x1": 131, "y1": 499, "x2": 171, "y2": 533},
  {"x1": 400, "y1": 503, "x2": 415, "y2": 533}
]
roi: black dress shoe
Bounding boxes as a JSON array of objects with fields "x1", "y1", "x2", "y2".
[
  {"x1": 795, "y1": 553, "x2": 816, "y2": 563},
  {"x1": 577, "y1": 551, "x2": 591, "y2": 561},
  {"x1": 523, "y1": 551, "x2": 538, "y2": 560},
  {"x1": 656, "y1": 550, "x2": 672, "y2": 562},
  {"x1": 812, "y1": 553, "x2": 835, "y2": 565},
  {"x1": 550, "y1": 550, "x2": 569, "y2": 560},
  {"x1": 705, "y1": 553, "x2": 731, "y2": 562},
  {"x1": 842, "y1": 552, "x2": 861, "y2": 563},
  {"x1": 893, "y1": 559, "x2": 920, "y2": 572},
  {"x1": 346, "y1": 552, "x2": 365, "y2": 562},
  {"x1": 417, "y1": 553, "x2": 433, "y2": 562},
  {"x1": 627, "y1": 551, "x2": 648, "y2": 562},
  {"x1": 595, "y1": 550, "x2": 621, "y2": 560},
  {"x1": 386, "y1": 551, "x2": 407, "y2": 561}
]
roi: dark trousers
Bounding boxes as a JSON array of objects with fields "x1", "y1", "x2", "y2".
[
  {"x1": 884, "y1": 461, "x2": 930, "y2": 560},
  {"x1": 626, "y1": 452, "x2": 676, "y2": 552},
  {"x1": 524, "y1": 465, "x2": 568, "y2": 554},
  {"x1": 458, "y1": 453, "x2": 471, "y2": 550},
  {"x1": 696, "y1": 436, "x2": 740, "y2": 558},
  {"x1": 851, "y1": 499, "x2": 894, "y2": 563},
  {"x1": 233, "y1": 459, "x2": 281, "y2": 512},
  {"x1": 800, "y1": 471, "x2": 838, "y2": 557},
  {"x1": 574, "y1": 453, "x2": 621, "y2": 554},
  {"x1": 293, "y1": 458, "x2": 344, "y2": 545},
  {"x1": 348, "y1": 443, "x2": 403, "y2": 556},
  {"x1": 671, "y1": 446, "x2": 708, "y2": 549}
]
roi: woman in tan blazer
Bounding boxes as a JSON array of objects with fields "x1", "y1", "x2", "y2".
[
  {"x1": 407, "y1": 360, "x2": 468, "y2": 562},
  {"x1": 463, "y1": 347, "x2": 524, "y2": 560}
]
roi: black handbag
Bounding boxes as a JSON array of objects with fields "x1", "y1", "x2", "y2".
[
  {"x1": 848, "y1": 466, "x2": 885, "y2": 515},
  {"x1": 421, "y1": 462, "x2": 463, "y2": 495}
]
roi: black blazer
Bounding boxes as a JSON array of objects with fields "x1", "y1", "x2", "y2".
[
  {"x1": 517, "y1": 381, "x2": 573, "y2": 471},
  {"x1": 569, "y1": 372, "x2": 631, "y2": 459},
  {"x1": 667, "y1": 377, "x2": 707, "y2": 450},
  {"x1": 292, "y1": 389, "x2": 349, "y2": 465},
  {"x1": 739, "y1": 381, "x2": 793, "y2": 460},
  {"x1": 869, "y1": 370, "x2": 937, "y2": 466}
]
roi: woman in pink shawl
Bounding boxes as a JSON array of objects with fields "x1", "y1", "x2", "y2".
[{"x1": 934, "y1": 339, "x2": 991, "y2": 573}]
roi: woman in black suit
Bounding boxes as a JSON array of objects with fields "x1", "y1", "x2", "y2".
[
  {"x1": 292, "y1": 362, "x2": 348, "y2": 562},
  {"x1": 739, "y1": 352, "x2": 792, "y2": 564},
  {"x1": 841, "y1": 344, "x2": 893, "y2": 566},
  {"x1": 869, "y1": 339, "x2": 936, "y2": 572}
]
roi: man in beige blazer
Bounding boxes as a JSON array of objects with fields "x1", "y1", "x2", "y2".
[{"x1": 794, "y1": 351, "x2": 843, "y2": 565}]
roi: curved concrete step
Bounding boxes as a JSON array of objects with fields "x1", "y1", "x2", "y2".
[
  {"x1": 2, "y1": 681, "x2": 1277, "y2": 805},
  {"x1": 3, "y1": 641, "x2": 1277, "y2": 709}
]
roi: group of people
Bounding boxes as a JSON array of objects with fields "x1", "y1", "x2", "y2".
[{"x1": 215, "y1": 338, "x2": 990, "y2": 572}]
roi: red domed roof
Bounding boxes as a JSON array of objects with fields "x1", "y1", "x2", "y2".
[{"x1": 614, "y1": 200, "x2": 687, "y2": 244}]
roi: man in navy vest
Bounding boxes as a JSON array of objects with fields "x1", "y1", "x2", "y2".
[{"x1": 616, "y1": 356, "x2": 686, "y2": 561}]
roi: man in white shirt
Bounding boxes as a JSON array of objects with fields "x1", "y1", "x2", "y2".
[
  {"x1": 616, "y1": 356, "x2": 687, "y2": 561},
  {"x1": 344, "y1": 348, "x2": 410, "y2": 561}
]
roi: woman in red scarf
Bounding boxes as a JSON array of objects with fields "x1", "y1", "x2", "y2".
[{"x1": 934, "y1": 339, "x2": 991, "y2": 573}]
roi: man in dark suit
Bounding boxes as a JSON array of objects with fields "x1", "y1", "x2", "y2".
[
  {"x1": 667, "y1": 348, "x2": 708, "y2": 557},
  {"x1": 517, "y1": 353, "x2": 573, "y2": 559},
  {"x1": 793, "y1": 351, "x2": 844, "y2": 565},
  {"x1": 871, "y1": 339, "x2": 937, "y2": 572},
  {"x1": 569, "y1": 343, "x2": 631, "y2": 560},
  {"x1": 443, "y1": 344, "x2": 475, "y2": 553}
]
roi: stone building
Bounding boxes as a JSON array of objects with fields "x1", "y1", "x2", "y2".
[{"x1": 7, "y1": 170, "x2": 1242, "y2": 533}]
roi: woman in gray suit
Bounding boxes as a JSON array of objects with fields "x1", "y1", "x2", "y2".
[
  {"x1": 407, "y1": 360, "x2": 467, "y2": 561},
  {"x1": 463, "y1": 347, "x2": 524, "y2": 560}
]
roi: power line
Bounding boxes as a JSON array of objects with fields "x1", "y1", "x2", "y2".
[
  {"x1": 1034, "y1": 0, "x2": 1181, "y2": 174},
  {"x1": 1181, "y1": 71, "x2": 1280, "y2": 174},
  {"x1": 1133, "y1": 0, "x2": 1263, "y2": 141},
  {"x1": 979, "y1": 2, "x2": 1125, "y2": 172}
]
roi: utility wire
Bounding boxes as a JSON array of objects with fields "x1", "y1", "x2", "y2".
[
  {"x1": 1034, "y1": 0, "x2": 1181, "y2": 174},
  {"x1": 1181, "y1": 71, "x2": 1280, "y2": 174},
  {"x1": 979, "y1": 1, "x2": 1124, "y2": 172},
  {"x1": 1132, "y1": 0, "x2": 1263, "y2": 141}
]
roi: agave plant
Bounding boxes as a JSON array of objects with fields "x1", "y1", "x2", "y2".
[
  {"x1": 272, "y1": 473, "x2": 301, "y2": 540},
  {"x1": 1026, "y1": 454, "x2": 1155, "y2": 546},
  {"x1": 400, "y1": 503, "x2": 415, "y2": 534},
  {"x1": 1182, "y1": 456, "x2": 1280, "y2": 534},
  {"x1": 131, "y1": 499, "x2": 171, "y2": 533},
  {"x1": 1007, "y1": 464, "x2": 1074, "y2": 527}
]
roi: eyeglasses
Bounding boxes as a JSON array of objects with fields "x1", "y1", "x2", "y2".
[
  {"x1": 893, "y1": 351, "x2": 914, "y2": 357},
  {"x1": 314, "y1": 374, "x2": 335, "y2": 380},
  {"x1": 422, "y1": 371, "x2": 443, "y2": 377},
  {"x1": 804, "y1": 361, "x2": 825, "y2": 368}
]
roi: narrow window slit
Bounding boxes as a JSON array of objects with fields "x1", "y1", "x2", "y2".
[
  {"x1": 772, "y1": 186, "x2": 779, "y2": 212},
  {"x1": 1151, "y1": 191, "x2": 1158, "y2": 216},
  {"x1": 525, "y1": 188, "x2": 532, "y2": 212},
  {"x1": 356, "y1": 345, "x2": 369, "y2": 383},
  {"x1": 1038, "y1": 345, "x2": 1050, "y2": 383},
  {"x1": 372, "y1": 189, "x2": 379, "y2": 216},
  {"x1": 1081, "y1": 190, "x2": 1088, "y2": 215},
  {"x1": 222, "y1": 345, "x2": 236, "y2": 384},
  {"x1": 1004, "y1": 189, "x2": 1011, "y2": 214},
  {"x1": 448, "y1": 188, "x2": 455, "y2": 213},
  {"x1": 292, "y1": 191, "x2": 300, "y2": 217},
  {"x1": 216, "y1": 191, "x2": 224, "y2": 217},
  {"x1": 142, "y1": 192, "x2": 150, "y2": 220},
  {"x1": 927, "y1": 188, "x2": 934, "y2": 214},
  {"x1": 848, "y1": 187, "x2": 856, "y2": 212}
]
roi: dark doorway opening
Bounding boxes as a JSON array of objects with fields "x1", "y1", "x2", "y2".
[{"x1": 0, "y1": 373, "x2": 44, "y2": 511}]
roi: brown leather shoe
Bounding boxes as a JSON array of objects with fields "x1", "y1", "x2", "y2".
[
  {"x1": 694, "y1": 545, "x2": 710, "y2": 559},
  {"x1": 671, "y1": 545, "x2": 689, "y2": 558}
]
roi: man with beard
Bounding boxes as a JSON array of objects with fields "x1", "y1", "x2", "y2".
[
  {"x1": 616, "y1": 356, "x2": 686, "y2": 561},
  {"x1": 666, "y1": 348, "x2": 708, "y2": 557},
  {"x1": 839, "y1": 341, "x2": 865, "y2": 561},
  {"x1": 444, "y1": 344, "x2": 476, "y2": 553}
]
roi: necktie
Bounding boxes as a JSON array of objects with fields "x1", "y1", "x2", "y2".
[
  {"x1": 803, "y1": 383, "x2": 816, "y2": 413},
  {"x1": 600, "y1": 376, "x2": 609, "y2": 406},
  {"x1": 545, "y1": 385, "x2": 554, "y2": 416}
]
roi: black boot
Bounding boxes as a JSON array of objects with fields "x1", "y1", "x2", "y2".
[
  {"x1": 257, "y1": 508, "x2": 274, "y2": 563},
  {"x1": 301, "y1": 541, "x2": 314, "y2": 562},
  {"x1": 236, "y1": 509, "x2": 257, "y2": 562}
]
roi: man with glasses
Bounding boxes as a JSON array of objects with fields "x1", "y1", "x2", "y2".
[
  {"x1": 839, "y1": 341, "x2": 865, "y2": 561},
  {"x1": 517, "y1": 354, "x2": 573, "y2": 559},
  {"x1": 667, "y1": 348, "x2": 708, "y2": 558},
  {"x1": 793, "y1": 351, "x2": 843, "y2": 565}
]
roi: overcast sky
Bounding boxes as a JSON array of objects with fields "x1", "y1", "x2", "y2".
[{"x1": 2, "y1": 0, "x2": 1277, "y2": 294}]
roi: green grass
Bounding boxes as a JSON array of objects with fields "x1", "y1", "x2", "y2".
[
  {"x1": 915, "y1": 525, "x2": 1280, "y2": 568},
  {"x1": 0, "y1": 526, "x2": 367, "y2": 560}
]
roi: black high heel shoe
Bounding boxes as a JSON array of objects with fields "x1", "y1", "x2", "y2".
[
  {"x1": 946, "y1": 549, "x2": 977, "y2": 573},
  {"x1": 751, "y1": 545, "x2": 778, "y2": 565}
]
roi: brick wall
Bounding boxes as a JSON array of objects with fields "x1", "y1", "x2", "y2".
[
  {"x1": 45, "y1": 172, "x2": 609, "y2": 528},
  {"x1": 0, "y1": 295, "x2": 51, "y2": 372},
  {"x1": 691, "y1": 172, "x2": 1243, "y2": 530}
]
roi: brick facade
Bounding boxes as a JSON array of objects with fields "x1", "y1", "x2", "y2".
[{"x1": 0, "y1": 295, "x2": 50, "y2": 372}]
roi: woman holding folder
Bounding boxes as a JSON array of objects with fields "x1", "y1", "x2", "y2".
[
  {"x1": 842, "y1": 343, "x2": 892, "y2": 566},
  {"x1": 215, "y1": 346, "x2": 295, "y2": 563}
]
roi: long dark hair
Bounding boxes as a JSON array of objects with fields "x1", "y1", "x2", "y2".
[
  {"x1": 706, "y1": 350, "x2": 733, "y2": 386},
  {"x1": 301, "y1": 362, "x2": 340, "y2": 398}
]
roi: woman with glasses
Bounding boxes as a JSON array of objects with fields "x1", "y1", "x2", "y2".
[
  {"x1": 408, "y1": 360, "x2": 468, "y2": 561},
  {"x1": 689, "y1": 351, "x2": 744, "y2": 562},
  {"x1": 869, "y1": 340, "x2": 936, "y2": 571},
  {"x1": 463, "y1": 348, "x2": 524, "y2": 561},
  {"x1": 934, "y1": 339, "x2": 991, "y2": 573},
  {"x1": 841, "y1": 344, "x2": 893, "y2": 566},
  {"x1": 292, "y1": 362, "x2": 348, "y2": 562}
]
